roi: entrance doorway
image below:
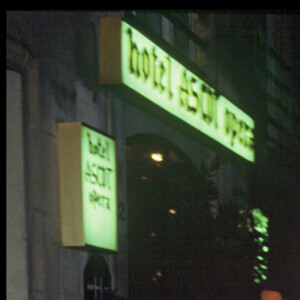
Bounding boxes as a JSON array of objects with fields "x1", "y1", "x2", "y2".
[{"x1": 126, "y1": 134, "x2": 216, "y2": 299}]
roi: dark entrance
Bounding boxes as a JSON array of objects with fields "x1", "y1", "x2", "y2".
[
  {"x1": 84, "y1": 254, "x2": 111, "y2": 300},
  {"x1": 126, "y1": 134, "x2": 217, "y2": 299}
]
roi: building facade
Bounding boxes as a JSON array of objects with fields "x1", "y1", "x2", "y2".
[{"x1": 7, "y1": 11, "x2": 300, "y2": 299}]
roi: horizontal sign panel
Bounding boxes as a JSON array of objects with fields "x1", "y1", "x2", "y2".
[
  {"x1": 99, "y1": 17, "x2": 255, "y2": 162},
  {"x1": 57, "y1": 122, "x2": 118, "y2": 252}
]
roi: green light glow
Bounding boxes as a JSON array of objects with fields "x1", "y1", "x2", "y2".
[
  {"x1": 254, "y1": 278, "x2": 261, "y2": 284},
  {"x1": 254, "y1": 265, "x2": 268, "y2": 276},
  {"x1": 262, "y1": 246, "x2": 269, "y2": 253},
  {"x1": 261, "y1": 274, "x2": 267, "y2": 280},
  {"x1": 121, "y1": 21, "x2": 255, "y2": 162},
  {"x1": 81, "y1": 125, "x2": 117, "y2": 251},
  {"x1": 260, "y1": 264, "x2": 268, "y2": 270},
  {"x1": 252, "y1": 208, "x2": 269, "y2": 237},
  {"x1": 252, "y1": 208, "x2": 269, "y2": 284}
]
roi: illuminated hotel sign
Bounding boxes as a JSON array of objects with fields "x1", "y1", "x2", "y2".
[
  {"x1": 57, "y1": 122, "x2": 118, "y2": 252},
  {"x1": 99, "y1": 17, "x2": 255, "y2": 162}
]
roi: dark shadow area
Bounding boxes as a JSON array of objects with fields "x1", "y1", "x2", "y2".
[{"x1": 126, "y1": 134, "x2": 262, "y2": 299}]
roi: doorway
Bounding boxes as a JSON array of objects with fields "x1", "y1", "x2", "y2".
[{"x1": 126, "y1": 134, "x2": 216, "y2": 299}]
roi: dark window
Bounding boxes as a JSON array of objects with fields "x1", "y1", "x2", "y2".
[
  {"x1": 173, "y1": 12, "x2": 189, "y2": 55},
  {"x1": 134, "y1": 12, "x2": 162, "y2": 36}
]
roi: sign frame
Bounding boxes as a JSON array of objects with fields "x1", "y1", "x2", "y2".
[{"x1": 57, "y1": 122, "x2": 118, "y2": 253}]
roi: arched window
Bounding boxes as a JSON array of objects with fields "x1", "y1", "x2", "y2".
[
  {"x1": 126, "y1": 134, "x2": 217, "y2": 299},
  {"x1": 84, "y1": 254, "x2": 111, "y2": 300}
]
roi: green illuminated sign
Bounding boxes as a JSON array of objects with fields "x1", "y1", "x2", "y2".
[
  {"x1": 99, "y1": 18, "x2": 255, "y2": 162},
  {"x1": 81, "y1": 125, "x2": 117, "y2": 251},
  {"x1": 57, "y1": 122, "x2": 118, "y2": 252}
]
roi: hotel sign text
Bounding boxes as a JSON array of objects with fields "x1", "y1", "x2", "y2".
[{"x1": 99, "y1": 17, "x2": 255, "y2": 162}]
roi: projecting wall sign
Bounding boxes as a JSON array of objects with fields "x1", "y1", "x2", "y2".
[
  {"x1": 98, "y1": 17, "x2": 255, "y2": 162},
  {"x1": 57, "y1": 122, "x2": 118, "y2": 252}
]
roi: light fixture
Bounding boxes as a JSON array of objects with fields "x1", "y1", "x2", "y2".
[
  {"x1": 169, "y1": 209, "x2": 176, "y2": 215},
  {"x1": 151, "y1": 153, "x2": 163, "y2": 162}
]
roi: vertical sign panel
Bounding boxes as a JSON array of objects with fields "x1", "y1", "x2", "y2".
[
  {"x1": 81, "y1": 125, "x2": 117, "y2": 251},
  {"x1": 57, "y1": 122, "x2": 118, "y2": 252}
]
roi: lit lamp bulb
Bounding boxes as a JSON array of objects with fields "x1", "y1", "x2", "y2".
[
  {"x1": 169, "y1": 209, "x2": 176, "y2": 215},
  {"x1": 151, "y1": 153, "x2": 163, "y2": 162}
]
